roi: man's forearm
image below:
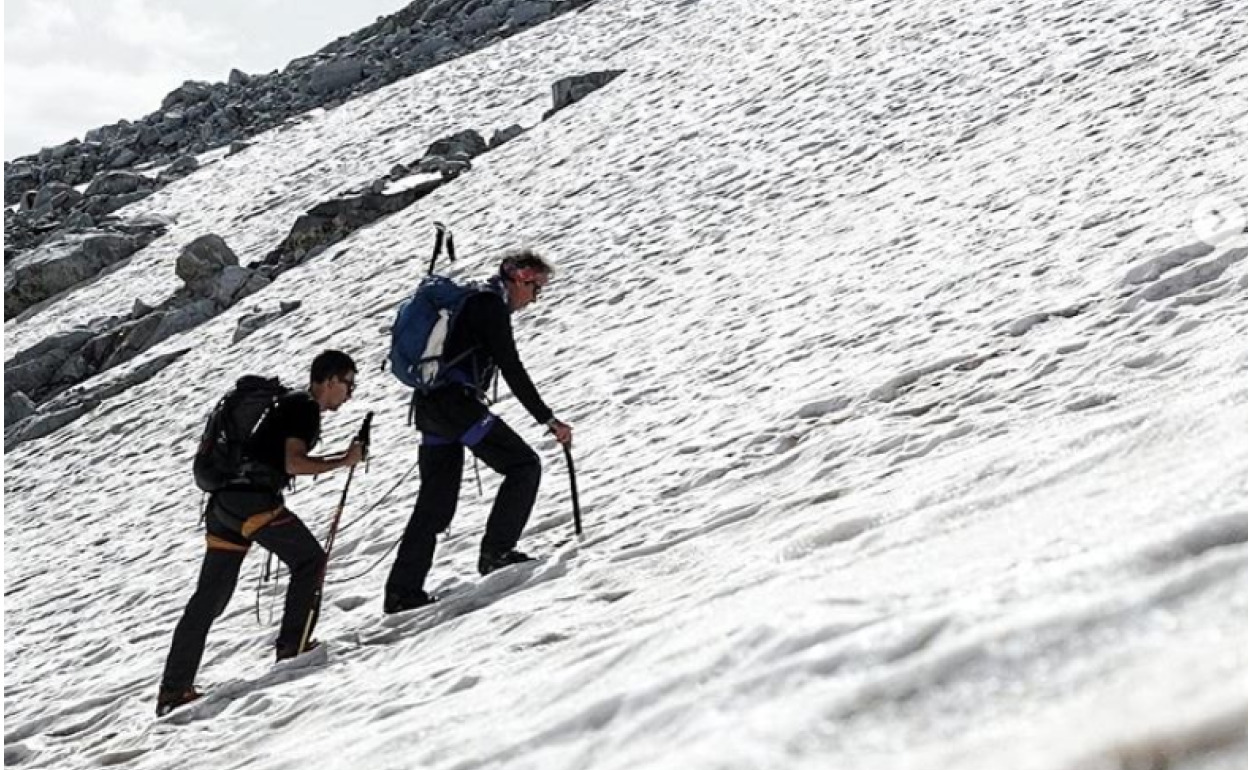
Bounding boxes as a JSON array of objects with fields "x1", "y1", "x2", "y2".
[{"x1": 286, "y1": 451, "x2": 351, "y2": 476}]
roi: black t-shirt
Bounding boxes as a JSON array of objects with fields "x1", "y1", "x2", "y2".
[{"x1": 248, "y1": 391, "x2": 320, "y2": 487}]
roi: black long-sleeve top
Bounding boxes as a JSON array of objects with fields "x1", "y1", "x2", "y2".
[{"x1": 443, "y1": 287, "x2": 554, "y2": 425}]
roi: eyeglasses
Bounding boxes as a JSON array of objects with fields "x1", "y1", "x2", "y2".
[
  {"x1": 524, "y1": 280, "x2": 546, "y2": 298},
  {"x1": 340, "y1": 376, "x2": 356, "y2": 394}
]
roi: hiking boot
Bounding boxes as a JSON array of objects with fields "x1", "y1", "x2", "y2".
[
  {"x1": 155, "y1": 685, "x2": 201, "y2": 717},
  {"x1": 275, "y1": 639, "x2": 320, "y2": 662},
  {"x1": 478, "y1": 548, "x2": 535, "y2": 576},
  {"x1": 383, "y1": 589, "x2": 438, "y2": 615}
]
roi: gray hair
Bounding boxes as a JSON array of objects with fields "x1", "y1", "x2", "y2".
[{"x1": 499, "y1": 248, "x2": 556, "y2": 278}]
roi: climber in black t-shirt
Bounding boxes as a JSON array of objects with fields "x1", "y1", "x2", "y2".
[{"x1": 156, "y1": 350, "x2": 363, "y2": 717}]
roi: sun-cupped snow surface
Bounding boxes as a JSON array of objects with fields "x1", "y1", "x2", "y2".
[{"x1": 5, "y1": 0, "x2": 1248, "y2": 768}]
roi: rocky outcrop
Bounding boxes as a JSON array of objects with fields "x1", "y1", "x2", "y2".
[
  {"x1": 234, "y1": 301, "x2": 303, "y2": 343},
  {"x1": 5, "y1": 226, "x2": 165, "y2": 320},
  {"x1": 489, "y1": 124, "x2": 526, "y2": 149},
  {"x1": 310, "y1": 58, "x2": 367, "y2": 94},
  {"x1": 3, "y1": 398, "x2": 100, "y2": 452},
  {"x1": 262, "y1": 181, "x2": 445, "y2": 271},
  {"x1": 4, "y1": 234, "x2": 267, "y2": 404},
  {"x1": 543, "y1": 70, "x2": 625, "y2": 119},
  {"x1": 3, "y1": 2, "x2": 612, "y2": 267},
  {"x1": 3, "y1": 1, "x2": 628, "y2": 453},
  {"x1": 3, "y1": 0, "x2": 599, "y2": 214},
  {"x1": 5, "y1": 170, "x2": 163, "y2": 264},
  {"x1": 5, "y1": 348, "x2": 189, "y2": 451}
]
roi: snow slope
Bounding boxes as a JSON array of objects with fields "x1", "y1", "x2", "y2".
[{"x1": 5, "y1": 0, "x2": 1248, "y2": 768}]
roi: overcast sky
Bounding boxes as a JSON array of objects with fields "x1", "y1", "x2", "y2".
[{"x1": 4, "y1": 0, "x2": 410, "y2": 161}]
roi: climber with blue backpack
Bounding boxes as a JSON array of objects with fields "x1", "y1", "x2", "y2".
[{"x1": 384, "y1": 241, "x2": 572, "y2": 614}]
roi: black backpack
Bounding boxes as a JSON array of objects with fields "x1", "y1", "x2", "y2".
[{"x1": 193, "y1": 376, "x2": 289, "y2": 492}]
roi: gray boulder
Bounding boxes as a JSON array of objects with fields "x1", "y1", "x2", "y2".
[
  {"x1": 41, "y1": 348, "x2": 188, "y2": 420},
  {"x1": 96, "y1": 313, "x2": 163, "y2": 371},
  {"x1": 6, "y1": 327, "x2": 96, "y2": 370},
  {"x1": 408, "y1": 34, "x2": 454, "y2": 61},
  {"x1": 32, "y1": 182, "x2": 82, "y2": 214},
  {"x1": 94, "y1": 302, "x2": 212, "y2": 372},
  {"x1": 309, "y1": 58, "x2": 365, "y2": 94},
  {"x1": 162, "y1": 80, "x2": 214, "y2": 110},
  {"x1": 88, "y1": 189, "x2": 155, "y2": 217},
  {"x1": 213, "y1": 265, "x2": 271, "y2": 307},
  {"x1": 489, "y1": 124, "x2": 525, "y2": 149},
  {"x1": 51, "y1": 349, "x2": 93, "y2": 386},
  {"x1": 228, "y1": 68, "x2": 252, "y2": 87},
  {"x1": 6, "y1": 162, "x2": 38, "y2": 203},
  {"x1": 158, "y1": 155, "x2": 200, "y2": 183},
  {"x1": 234, "y1": 301, "x2": 302, "y2": 343},
  {"x1": 109, "y1": 148, "x2": 140, "y2": 169},
  {"x1": 4, "y1": 398, "x2": 100, "y2": 451},
  {"x1": 159, "y1": 130, "x2": 187, "y2": 148},
  {"x1": 138, "y1": 124, "x2": 161, "y2": 147},
  {"x1": 5, "y1": 392, "x2": 37, "y2": 426},
  {"x1": 143, "y1": 301, "x2": 218, "y2": 354},
  {"x1": 545, "y1": 70, "x2": 626, "y2": 118},
  {"x1": 462, "y1": 4, "x2": 505, "y2": 36},
  {"x1": 5, "y1": 347, "x2": 76, "y2": 399},
  {"x1": 63, "y1": 211, "x2": 96, "y2": 230},
  {"x1": 85, "y1": 170, "x2": 150, "y2": 197},
  {"x1": 424, "y1": 129, "x2": 488, "y2": 161},
  {"x1": 176, "y1": 234, "x2": 239, "y2": 297},
  {"x1": 414, "y1": 156, "x2": 471, "y2": 180},
  {"x1": 510, "y1": 1, "x2": 553, "y2": 26}
]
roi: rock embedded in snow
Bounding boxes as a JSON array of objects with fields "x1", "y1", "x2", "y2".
[
  {"x1": 545, "y1": 70, "x2": 626, "y2": 118},
  {"x1": 176, "y1": 234, "x2": 240, "y2": 296},
  {"x1": 4, "y1": 391, "x2": 37, "y2": 426},
  {"x1": 4, "y1": 232, "x2": 155, "y2": 320},
  {"x1": 489, "y1": 124, "x2": 526, "y2": 149},
  {"x1": 2, "y1": 0, "x2": 595, "y2": 218},
  {"x1": 233, "y1": 301, "x2": 303, "y2": 343}
]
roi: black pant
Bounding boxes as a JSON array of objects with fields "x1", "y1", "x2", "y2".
[
  {"x1": 161, "y1": 491, "x2": 326, "y2": 691},
  {"x1": 386, "y1": 388, "x2": 541, "y2": 599}
]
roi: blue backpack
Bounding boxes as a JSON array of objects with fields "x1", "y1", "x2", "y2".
[{"x1": 388, "y1": 274, "x2": 479, "y2": 391}]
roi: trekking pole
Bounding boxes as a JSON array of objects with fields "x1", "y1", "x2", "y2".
[
  {"x1": 254, "y1": 552, "x2": 277, "y2": 625},
  {"x1": 563, "y1": 443, "x2": 583, "y2": 539},
  {"x1": 298, "y1": 411, "x2": 373, "y2": 655},
  {"x1": 323, "y1": 412, "x2": 372, "y2": 559},
  {"x1": 428, "y1": 222, "x2": 455, "y2": 276}
]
